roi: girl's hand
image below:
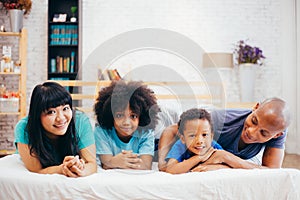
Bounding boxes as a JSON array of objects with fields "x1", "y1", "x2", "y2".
[{"x1": 114, "y1": 150, "x2": 142, "y2": 169}]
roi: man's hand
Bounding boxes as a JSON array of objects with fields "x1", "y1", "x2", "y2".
[
  {"x1": 202, "y1": 150, "x2": 230, "y2": 165},
  {"x1": 191, "y1": 163, "x2": 230, "y2": 172},
  {"x1": 197, "y1": 147, "x2": 217, "y2": 163}
]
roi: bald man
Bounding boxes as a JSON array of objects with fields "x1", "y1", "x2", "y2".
[{"x1": 158, "y1": 97, "x2": 291, "y2": 171}]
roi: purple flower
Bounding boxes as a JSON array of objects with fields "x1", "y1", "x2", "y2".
[{"x1": 234, "y1": 40, "x2": 266, "y2": 66}]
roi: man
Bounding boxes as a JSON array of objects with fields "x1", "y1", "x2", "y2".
[{"x1": 158, "y1": 97, "x2": 291, "y2": 171}]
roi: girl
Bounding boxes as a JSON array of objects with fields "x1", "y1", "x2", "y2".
[
  {"x1": 94, "y1": 80, "x2": 160, "y2": 170},
  {"x1": 14, "y1": 82, "x2": 97, "y2": 177}
]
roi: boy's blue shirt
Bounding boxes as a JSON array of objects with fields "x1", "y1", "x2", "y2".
[{"x1": 166, "y1": 140, "x2": 222, "y2": 162}]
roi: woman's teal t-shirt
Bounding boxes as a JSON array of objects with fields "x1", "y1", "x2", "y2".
[{"x1": 14, "y1": 111, "x2": 95, "y2": 151}]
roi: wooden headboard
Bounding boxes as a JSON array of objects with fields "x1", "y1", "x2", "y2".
[{"x1": 50, "y1": 80, "x2": 255, "y2": 114}]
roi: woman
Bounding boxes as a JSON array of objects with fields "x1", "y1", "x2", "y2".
[{"x1": 14, "y1": 82, "x2": 96, "y2": 177}]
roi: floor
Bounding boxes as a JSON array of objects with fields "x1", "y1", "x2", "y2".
[{"x1": 282, "y1": 153, "x2": 300, "y2": 170}]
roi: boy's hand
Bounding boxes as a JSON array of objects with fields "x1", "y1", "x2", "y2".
[
  {"x1": 197, "y1": 147, "x2": 216, "y2": 163},
  {"x1": 202, "y1": 150, "x2": 228, "y2": 165}
]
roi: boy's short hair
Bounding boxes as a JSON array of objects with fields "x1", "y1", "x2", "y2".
[{"x1": 177, "y1": 108, "x2": 213, "y2": 135}]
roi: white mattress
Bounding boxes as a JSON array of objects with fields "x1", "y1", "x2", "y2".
[{"x1": 0, "y1": 154, "x2": 299, "y2": 200}]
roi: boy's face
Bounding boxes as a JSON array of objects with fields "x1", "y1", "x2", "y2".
[
  {"x1": 241, "y1": 103, "x2": 284, "y2": 144},
  {"x1": 114, "y1": 104, "x2": 139, "y2": 140},
  {"x1": 180, "y1": 119, "x2": 213, "y2": 156}
]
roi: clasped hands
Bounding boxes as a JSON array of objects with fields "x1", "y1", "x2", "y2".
[
  {"x1": 114, "y1": 150, "x2": 142, "y2": 169},
  {"x1": 61, "y1": 155, "x2": 85, "y2": 177},
  {"x1": 191, "y1": 149, "x2": 230, "y2": 172}
]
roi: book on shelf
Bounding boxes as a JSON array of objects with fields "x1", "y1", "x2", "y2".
[
  {"x1": 50, "y1": 52, "x2": 75, "y2": 73},
  {"x1": 50, "y1": 24, "x2": 78, "y2": 45},
  {"x1": 98, "y1": 68, "x2": 122, "y2": 81},
  {"x1": 107, "y1": 69, "x2": 114, "y2": 80},
  {"x1": 113, "y1": 69, "x2": 122, "y2": 80},
  {"x1": 102, "y1": 70, "x2": 110, "y2": 80},
  {"x1": 63, "y1": 57, "x2": 70, "y2": 72},
  {"x1": 70, "y1": 51, "x2": 75, "y2": 73},
  {"x1": 57, "y1": 56, "x2": 63, "y2": 73}
]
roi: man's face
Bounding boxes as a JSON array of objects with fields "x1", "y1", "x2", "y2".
[{"x1": 241, "y1": 104, "x2": 285, "y2": 144}]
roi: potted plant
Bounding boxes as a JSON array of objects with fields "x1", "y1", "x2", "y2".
[
  {"x1": 0, "y1": 0, "x2": 32, "y2": 32},
  {"x1": 233, "y1": 40, "x2": 266, "y2": 102},
  {"x1": 1, "y1": 0, "x2": 32, "y2": 15},
  {"x1": 234, "y1": 40, "x2": 265, "y2": 66}
]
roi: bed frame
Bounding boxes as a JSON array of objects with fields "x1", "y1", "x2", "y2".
[{"x1": 51, "y1": 80, "x2": 255, "y2": 114}]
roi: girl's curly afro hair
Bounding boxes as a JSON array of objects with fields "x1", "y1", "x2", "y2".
[{"x1": 94, "y1": 80, "x2": 160, "y2": 131}]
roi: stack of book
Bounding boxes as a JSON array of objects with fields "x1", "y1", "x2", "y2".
[
  {"x1": 50, "y1": 25, "x2": 78, "y2": 45},
  {"x1": 98, "y1": 69, "x2": 122, "y2": 80},
  {"x1": 50, "y1": 52, "x2": 75, "y2": 73}
]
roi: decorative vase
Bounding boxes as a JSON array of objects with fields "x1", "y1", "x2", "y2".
[
  {"x1": 9, "y1": 9, "x2": 24, "y2": 32},
  {"x1": 239, "y1": 63, "x2": 257, "y2": 102}
]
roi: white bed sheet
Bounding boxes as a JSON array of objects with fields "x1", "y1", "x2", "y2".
[{"x1": 0, "y1": 154, "x2": 299, "y2": 200}]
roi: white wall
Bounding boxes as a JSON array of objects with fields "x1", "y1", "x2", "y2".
[
  {"x1": 281, "y1": 0, "x2": 298, "y2": 154},
  {"x1": 294, "y1": 0, "x2": 300, "y2": 154},
  {"x1": 81, "y1": 0, "x2": 298, "y2": 153},
  {"x1": 82, "y1": 0, "x2": 288, "y2": 104}
]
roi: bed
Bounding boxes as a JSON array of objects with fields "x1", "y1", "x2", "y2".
[
  {"x1": 2, "y1": 80, "x2": 299, "y2": 199},
  {"x1": 0, "y1": 154, "x2": 299, "y2": 200}
]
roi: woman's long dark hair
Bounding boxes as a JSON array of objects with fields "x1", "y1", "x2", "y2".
[{"x1": 26, "y1": 82, "x2": 77, "y2": 168}]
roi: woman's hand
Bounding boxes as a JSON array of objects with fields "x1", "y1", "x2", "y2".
[{"x1": 61, "y1": 155, "x2": 85, "y2": 177}]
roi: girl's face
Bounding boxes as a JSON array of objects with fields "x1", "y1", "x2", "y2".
[
  {"x1": 40, "y1": 104, "x2": 72, "y2": 139},
  {"x1": 113, "y1": 104, "x2": 139, "y2": 140},
  {"x1": 180, "y1": 119, "x2": 213, "y2": 156}
]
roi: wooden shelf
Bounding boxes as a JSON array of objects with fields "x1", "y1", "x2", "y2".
[
  {"x1": 0, "y1": 149, "x2": 16, "y2": 157},
  {"x1": 0, "y1": 28, "x2": 27, "y2": 155},
  {"x1": 48, "y1": 0, "x2": 80, "y2": 81},
  {"x1": 0, "y1": 32, "x2": 21, "y2": 37},
  {"x1": 0, "y1": 112, "x2": 20, "y2": 115},
  {"x1": 49, "y1": 80, "x2": 256, "y2": 114},
  {"x1": 225, "y1": 102, "x2": 256, "y2": 109},
  {"x1": 0, "y1": 28, "x2": 27, "y2": 119},
  {"x1": 0, "y1": 72, "x2": 21, "y2": 75}
]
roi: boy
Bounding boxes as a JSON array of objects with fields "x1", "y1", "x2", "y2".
[{"x1": 165, "y1": 108, "x2": 226, "y2": 174}]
